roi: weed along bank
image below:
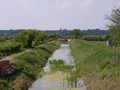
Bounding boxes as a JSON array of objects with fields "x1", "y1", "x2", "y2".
[{"x1": 29, "y1": 44, "x2": 87, "y2": 90}]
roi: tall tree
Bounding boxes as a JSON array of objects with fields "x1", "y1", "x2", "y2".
[
  {"x1": 106, "y1": 6, "x2": 120, "y2": 45},
  {"x1": 13, "y1": 29, "x2": 37, "y2": 48},
  {"x1": 69, "y1": 29, "x2": 85, "y2": 39},
  {"x1": 34, "y1": 32, "x2": 46, "y2": 45},
  {"x1": 0, "y1": 36, "x2": 6, "y2": 43}
]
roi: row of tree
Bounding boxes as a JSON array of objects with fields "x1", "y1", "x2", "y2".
[
  {"x1": 68, "y1": 29, "x2": 109, "y2": 41},
  {"x1": 81, "y1": 35, "x2": 109, "y2": 41},
  {"x1": 0, "y1": 30, "x2": 61, "y2": 53},
  {"x1": 12, "y1": 29, "x2": 61, "y2": 48},
  {"x1": 68, "y1": 29, "x2": 85, "y2": 39}
]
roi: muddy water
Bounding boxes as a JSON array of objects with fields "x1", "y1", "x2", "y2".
[{"x1": 28, "y1": 44, "x2": 87, "y2": 90}]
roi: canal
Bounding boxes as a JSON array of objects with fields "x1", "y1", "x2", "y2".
[{"x1": 28, "y1": 44, "x2": 87, "y2": 90}]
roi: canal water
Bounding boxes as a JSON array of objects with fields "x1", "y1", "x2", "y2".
[{"x1": 28, "y1": 44, "x2": 87, "y2": 90}]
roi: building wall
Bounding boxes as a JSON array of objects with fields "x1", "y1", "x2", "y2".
[{"x1": 0, "y1": 60, "x2": 10, "y2": 75}]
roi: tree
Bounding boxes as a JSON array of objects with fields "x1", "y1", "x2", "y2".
[
  {"x1": 0, "y1": 36, "x2": 6, "y2": 43},
  {"x1": 34, "y1": 32, "x2": 46, "y2": 45},
  {"x1": 69, "y1": 29, "x2": 85, "y2": 39},
  {"x1": 106, "y1": 6, "x2": 120, "y2": 45},
  {"x1": 13, "y1": 29, "x2": 37, "y2": 48}
]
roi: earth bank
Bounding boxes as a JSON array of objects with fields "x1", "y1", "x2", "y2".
[
  {"x1": 0, "y1": 41, "x2": 61, "y2": 90},
  {"x1": 69, "y1": 39, "x2": 120, "y2": 90}
]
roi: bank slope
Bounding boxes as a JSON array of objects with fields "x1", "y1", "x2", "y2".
[
  {"x1": 0, "y1": 41, "x2": 60, "y2": 90},
  {"x1": 70, "y1": 39, "x2": 120, "y2": 90}
]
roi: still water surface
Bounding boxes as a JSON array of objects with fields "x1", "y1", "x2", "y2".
[{"x1": 28, "y1": 44, "x2": 87, "y2": 90}]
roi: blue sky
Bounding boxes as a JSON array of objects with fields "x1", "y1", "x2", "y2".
[{"x1": 0, "y1": 0, "x2": 120, "y2": 30}]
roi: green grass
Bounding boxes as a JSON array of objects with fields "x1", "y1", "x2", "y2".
[
  {"x1": 49, "y1": 59, "x2": 74, "y2": 72},
  {"x1": 0, "y1": 41, "x2": 60, "y2": 90},
  {"x1": 70, "y1": 39, "x2": 120, "y2": 90}
]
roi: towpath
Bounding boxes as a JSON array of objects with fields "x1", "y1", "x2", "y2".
[
  {"x1": 0, "y1": 41, "x2": 51, "y2": 61},
  {"x1": 0, "y1": 49, "x2": 31, "y2": 61}
]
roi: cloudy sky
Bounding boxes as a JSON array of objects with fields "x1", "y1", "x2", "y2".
[{"x1": 0, "y1": 0, "x2": 120, "y2": 30}]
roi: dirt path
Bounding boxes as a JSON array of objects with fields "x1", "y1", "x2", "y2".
[
  {"x1": 0, "y1": 41, "x2": 53, "y2": 61},
  {"x1": 0, "y1": 49, "x2": 32, "y2": 61}
]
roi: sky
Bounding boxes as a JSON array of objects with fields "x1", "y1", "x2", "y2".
[{"x1": 0, "y1": 0, "x2": 120, "y2": 30}]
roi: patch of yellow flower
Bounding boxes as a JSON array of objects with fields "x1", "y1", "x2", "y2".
[{"x1": 43, "y1": 71, "x2": 70, "y2": 82}]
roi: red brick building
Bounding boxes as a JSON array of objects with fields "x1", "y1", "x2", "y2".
[{"x1": 0, "y1": 60, "x2": 10, "y2": 76}]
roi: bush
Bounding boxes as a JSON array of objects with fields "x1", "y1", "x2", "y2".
[
  {"x1": 81, "y1": 35, "x2": 107, "y2": 41},
  {"x1": 0, "y1": 43, "x2": 21, "y2": 53}
]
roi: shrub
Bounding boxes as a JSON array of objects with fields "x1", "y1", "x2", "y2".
[{"x1": 0, "y1": 43, "x2": 21, "y2": 53}]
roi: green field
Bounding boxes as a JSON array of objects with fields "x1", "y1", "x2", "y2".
[{"x1": 70, "y1": 39, "x2": 120, "y2": 90}]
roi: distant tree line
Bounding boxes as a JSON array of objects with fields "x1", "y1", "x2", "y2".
[
  {"x1": 0, "y1": 30, "x2": 21, "y2": 36},
  {"x1": 0, "y1": 29, "x2": 108, "y2": 37},
  {"x1": 0, "y1": 27, "x2": 111, "y2": 43},
  {"x1": 44, "y1": 29, "x2": 69, "y2": 37},
  {"x1": 68, "y1": 29, "x2": 110, "y2": 41},
  {"x1": 44, "y1": 29, "x2": 108, "y2": 37},
  {"x1": 83, "y1": 29, "x2": 108, "y2": 35},
  {"x1": 81, "y1": 35, "x2": 109, "y2": 41},
  {"x1": 68, "y1": 29, "x2": 85, "y2": 39}
]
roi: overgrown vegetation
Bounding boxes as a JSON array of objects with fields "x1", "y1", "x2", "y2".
[
  {"x1": 49, "y1": 59, "x2": 74, "y2": 72},
  {"x1": 69, "y1": 29, "x2": 85, "y2": 39},
  {"x1": 0, "y1": 41, "x2": 60, "y2": 90},
  {"x1": 0, "y1": 29, "x2": 60, "y2": 59},
  {"x1": 70, "y1": 39, "x2": 120, "y2": 90},
  {"x1": 0, "y1": 43, "x2": 21, "y2": 53},
  {"x1": 12, "y1": 29, "x2": 60, "y2": 48},
  {"x1": 106, "y1": 6, "x2": 120, "y2": 46}
]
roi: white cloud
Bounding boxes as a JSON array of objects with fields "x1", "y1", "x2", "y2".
[
  {"x1": 117, "y1": 1, "x2": 120, "y2": 6},
  {"x1": 60, "y1": 2, "x2": 70, "y2": 9},
  {"x1": 83, "y1": 0, "x2": 94, "y2": 6}
]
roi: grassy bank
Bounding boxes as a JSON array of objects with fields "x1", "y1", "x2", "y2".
[
  {"x1": 0, "y1": 41, "x2": 61, "y2": 90},
  {"x1": 70, "y1": 39, "x2": 120, "y2": 90}
]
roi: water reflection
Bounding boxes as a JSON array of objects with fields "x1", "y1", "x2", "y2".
[
  {"x1": 49, "y1": 44, "x2": 74, "y2": 65},
  {"x1": 28, "y1": 44, "x2": 87, "y2": 90}
]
